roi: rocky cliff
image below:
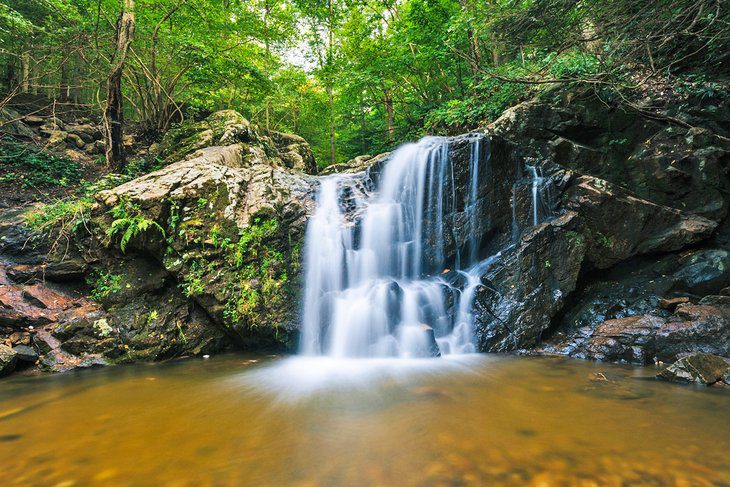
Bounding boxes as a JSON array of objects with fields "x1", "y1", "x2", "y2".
[{"x1": 474, "y1": 89, "x2": 729, "y2": 366}]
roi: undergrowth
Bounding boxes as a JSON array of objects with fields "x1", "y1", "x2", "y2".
[{"x1": 0, "y1": 136, "x2": 81, "y2": 187}]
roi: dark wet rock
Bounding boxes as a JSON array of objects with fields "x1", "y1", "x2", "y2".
[
  {"x1": 667, "y1": 249, "x2": 730, "y2": 295},
  {"x1": 476, "y1": 88, "x2": 729, "y2": 361},
  {"x1": 471, "y1": 159, "x2": 716, "y2": 352},
  {"x1": 699, "y1": 295, "x2": 730, "y2": 307},
  {"x1": 545, "y1": 303, "x2": 730, "y2": 364},
  {"x1": 13, "y1": 345, "x2": 38, "y2": 363},
  {"x1": 658, "y1": 353, "x2": 730, "y2": 385},
  {"x1": 563, "y1": 176, "x2": 716, "y2": 269},
  {"x1": 540, "y1": 249, "x2": 730, "y2": 363},
  {"x1": 420, "y1": 324, "x2": 441, "y2": 358},
  {"x1": 475, "y1": 212, "x2": 586, "y2": 351},
  {"x1": 489, "y1": 97, "x2": 729, "y2": 221},
  {"x1": 0, "y1": 344, "x2": 18, "y2": 376}
]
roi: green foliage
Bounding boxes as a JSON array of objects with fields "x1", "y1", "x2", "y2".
[
  {"x1": 106, "y1": 200, "x2": 165, "y2": 253},
  {"x1": 123, "y1": 157, "x2": 165, "y2": 178},
  {"x1": 87, "y1": 271, "x2": 123, "y2": 301},
  {"x1": 222, "y1": 216, "x2": 289, "y2": 327},
  {"x1": 596, "y1": 232, "x2": 612, "y2": 249},
  {"x1": 4, "y1": 0, "x2": 726, "y2": 169},
  {"x1": 25, "y1": 196, "x2": 94, "y2": 237},
  {"x1": 565, "y1": 230, "x2": 585, "y2": 247},
  {"x1": 0, "y1": 137, "x2": 81, "y2": 188}
]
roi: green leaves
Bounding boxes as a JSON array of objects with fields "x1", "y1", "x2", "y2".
[
  {"x1": 0, "y1": 137, "x2": 81, "y2": 188},
  {"x1": 106, "y1": 200, "x2": 165, "y2": 253}
]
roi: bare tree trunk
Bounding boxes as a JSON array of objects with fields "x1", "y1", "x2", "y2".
[
  {"x1": 328, "y1": 84, "x2": 335, "y2": 165},
  {"x1": 384, "y1": 88, "x2": 394, "y2": 142},
  {"x1": 104, "y1": 0, "x2": 135, "y2": 171},
  {"x1": 327, "y1": 0, "x2": 335, "y2": 165},
  {"x1": 60, "y1": 57, "x2": 69, "y2": 101},
  {"x1": 21, "y1": 52, "x2": 30, "y2": 93}
]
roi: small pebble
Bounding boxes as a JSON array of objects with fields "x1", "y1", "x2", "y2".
[{"x1": 203, "y1": 355, "x2": 210, "y2": 359}]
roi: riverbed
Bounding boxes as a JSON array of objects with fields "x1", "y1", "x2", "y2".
[{"x1": 1, "y1": 354, "x2": 728, "y2": 486}]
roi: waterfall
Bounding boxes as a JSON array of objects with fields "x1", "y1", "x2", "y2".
[
  {"x1": 527, "y1": 165, "x2": 545, "y2": 226},
  {"x1": 300, "y1": 135, "x2": 492, "y2": 359}
]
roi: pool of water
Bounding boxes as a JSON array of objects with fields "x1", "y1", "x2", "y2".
[{"x1": 1, "y1": 354, "x2": 728, "y2": 486}]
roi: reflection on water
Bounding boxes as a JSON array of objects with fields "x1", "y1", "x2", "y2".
[{"x1": 0, "y1": 354, "x2": 728, "y2": 486}]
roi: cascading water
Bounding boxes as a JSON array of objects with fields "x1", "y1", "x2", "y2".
[
  {"x1": 300, "y1": 135, "x2": 492, "y2": 359},
  {"x1": 527, "y1": 165, "x2": 550, "y2": 226}
]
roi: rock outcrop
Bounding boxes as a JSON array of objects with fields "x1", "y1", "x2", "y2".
[
  {"x1": 0, "y1": 110, "x2": 320, "y2": 375},
  {"x1": 472, "y1": 89, "x2": 729, "y2": 363}
]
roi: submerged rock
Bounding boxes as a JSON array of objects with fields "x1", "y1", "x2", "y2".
[{"x1": 658, "y1": 353, "x2": 730, "y2": 385}]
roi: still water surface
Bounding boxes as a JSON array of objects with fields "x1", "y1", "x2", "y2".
[{"x1": 1, "y1": 354, "x2": 728, "y2": 486}]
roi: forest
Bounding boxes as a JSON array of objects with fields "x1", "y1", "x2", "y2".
[{"x1": 2, "y1": 0, "x2": 728, "y2": 169}]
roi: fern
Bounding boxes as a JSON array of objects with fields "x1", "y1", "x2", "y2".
[{"x1": 106, "y1": 200, "x2": 165, "y2": 253}]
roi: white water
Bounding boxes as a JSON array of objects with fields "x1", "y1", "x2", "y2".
[
  {"x1": 301, "y1": 135, "x2": 494, "y2": 359},
  {"x1": 527, "y1": 165, "x2": 546, "y2": 226}
]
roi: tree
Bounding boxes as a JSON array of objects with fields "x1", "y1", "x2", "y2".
[{"x1": 104, "y1": 0, "x2": 134, "y2": 170}]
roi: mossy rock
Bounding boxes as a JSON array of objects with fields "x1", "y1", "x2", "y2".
[{"x1": 158, "y1": 110, "x2": 258, "y2": 163}]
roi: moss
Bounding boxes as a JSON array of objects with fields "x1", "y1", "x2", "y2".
[
  {"x1": 565, "y1": 230, "x2": 585, "y2": 246},
  {"x1": 220, "y1": 214, "x2": 292, "y2": 332},
  {"x1": 596, "y1": 231, "x2": 613, "y2": 249},
  {"x1": 87, "y1": 271, "x2": 123, "y2": 301}
]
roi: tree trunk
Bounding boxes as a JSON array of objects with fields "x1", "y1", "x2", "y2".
[
  {"x1": 21, "y1": 52, "x2": 30, "y2": 93},
  {"x1": 384, "y1": 89, "x2": 394, "y2": 142},
  {"x1": 71, "y1": 54, "x2": 82, "y2": 103},
  {"x1": 60, "y1": 57, "x2": 69, "y2": 101},
  {"x1": 327, "y1": 0, "x2": 335, "y2": 165},
  {"x1": 104, "y1": 0, "x2": 135, "y2": 171},
  {"x1": 328, "y1": 84, "x2": 335, "y2": 165}
]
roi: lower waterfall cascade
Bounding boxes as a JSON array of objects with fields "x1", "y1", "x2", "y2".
[{"x1": 300, "y1": 133, "x2": 548, "y2": 359}]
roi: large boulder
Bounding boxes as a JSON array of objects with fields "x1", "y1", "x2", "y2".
[
  {"x1": 268, "y1": 131, "x2": 317, "y2": 174},
  {"x1": 94, "y1": 112, "x2": 320, "y2": 350},
  {"x1": 472, "y1": 170, "x2": 715, "y2": 352},
  {"x1": 157, "y1": 110, "x2": 260, "y2": 163},
  {"x1": 472, "y1": 88, "x2": 729, "y2": 360}
]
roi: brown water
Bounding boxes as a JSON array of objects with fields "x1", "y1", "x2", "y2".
[{"x1": 0, "y1": 354, "x2": 728, "y2": 486}]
